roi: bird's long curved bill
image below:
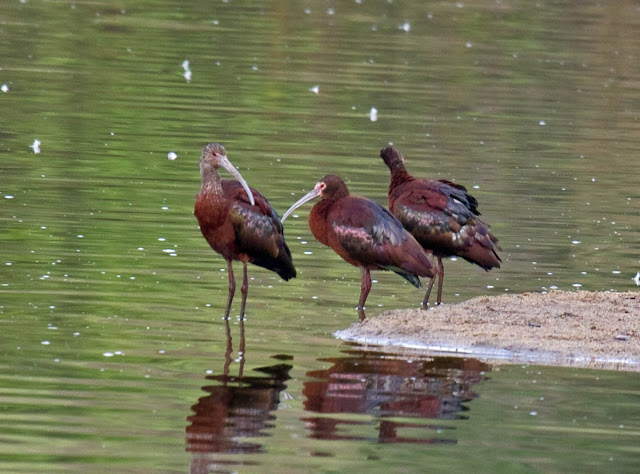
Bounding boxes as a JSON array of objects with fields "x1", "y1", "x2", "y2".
[
  {"x1": 220, "y1": 156, "x2": 255, "y2": 206},
  {"x1": 281, "y1": 186, "x2": 322, "y2": 223}
]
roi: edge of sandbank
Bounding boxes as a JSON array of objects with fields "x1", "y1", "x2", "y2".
[{"x1": 334, "y1": 290, "x2": 640, "y2": 372}]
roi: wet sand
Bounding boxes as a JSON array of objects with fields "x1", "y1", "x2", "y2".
[{"x1": 335, "y1": 291, "x2": 640, "y2": 372}]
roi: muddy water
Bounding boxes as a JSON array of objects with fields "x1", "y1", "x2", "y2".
[{"x1": 1, "y1": 0, "x2": 639, "y2": 472}]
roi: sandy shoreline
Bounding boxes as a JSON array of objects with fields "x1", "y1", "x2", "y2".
[{"x1": 335, "y1": 291, "x2": 640, "y2": 372}]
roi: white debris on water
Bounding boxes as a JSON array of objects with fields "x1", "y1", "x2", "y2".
[
  {"x1": 182, "y1": 59, "x2": 192, "y2": 82},
  {"x1": 30, "y1": 139, "x2": 41, "y2": 154},
  {"x1": 1, "y1": 84, "x2": 8, "y2": 93},
  {"x1": 399, "y1": 22, "x2": 410, "y2": 32},
  {"x1": 167, "y1": 151, "x2": 177, "y2": 160},
  {"x1": 309, "y1": 85, "x2": 319, "y2": 94},
  {"x1": 539, "y1": 120, "x2": 546, "y2": 125},
  {"x1": 103, "y1": 350, "x2": 124, "y2": 357},
  {"x1": 369, "y1": 107, "x2": 378, "y2": 122}
]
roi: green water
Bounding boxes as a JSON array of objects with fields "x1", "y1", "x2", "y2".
[{"x1": 1, "y1": 0, "x2": 639, "y2": 472}]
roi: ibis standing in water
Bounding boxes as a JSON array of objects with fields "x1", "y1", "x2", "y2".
[
  {"x1": 380, "y1": 146, "x2": 501, "y2": 307},
  {"x1": 281, "y1": 174, "x2": 435, "y2": 320},
  {"x1": 195, "y1": 143, "x2": 296, "y2": 319}
]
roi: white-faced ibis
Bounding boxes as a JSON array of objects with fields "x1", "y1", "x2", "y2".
[
  {"x1": 194, "y1": 143, "x2": 296, "y2": 319},
  {"x1": 281, "y1": 174, "x2": 435, "y2": 320},
  {"x1": 380, "y1": 146, "x2": 501, "y2": 307}
]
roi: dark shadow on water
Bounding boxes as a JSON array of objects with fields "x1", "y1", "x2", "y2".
[
  {"x1": 186, "y1": 318, "x2": 293, "y2": 473},
  {"x1": 302, "y1": 344, "x2": 490, "y2": 445}
]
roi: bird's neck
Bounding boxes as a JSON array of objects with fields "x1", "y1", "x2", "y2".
[
  {"x1": 309, "y1": 198, "x2": 337, "y2": 246},
  {"x1": 195, "y1": 167, "x2": 228, "y2": 228},
  {"x1": 390, "y1": 166, "x2": 413, "y2": 189},
  {"x1": 200, "y1": 164, "x2": 223, "y2": 196}
]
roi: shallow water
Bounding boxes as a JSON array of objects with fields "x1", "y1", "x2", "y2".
[{"x1": 1, "y1": 0, "x2": 639, "y2": 472}]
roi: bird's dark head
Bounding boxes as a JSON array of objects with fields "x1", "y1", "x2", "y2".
[
  {"x1": 200, "y1": 142, "x2": 227, "y2": 168},
  {"x1": 280, "y1": 174, "x2": 350, "y2": 223},
  {"x1": 316, "y1": 174, "x2": 350, "y2": 200},
  {"x1": 198, "y1": 142, "x2": 255, "y2": 205},
  {"x1": 380, "y1": 145, "x2": 405, "y2": 171}
]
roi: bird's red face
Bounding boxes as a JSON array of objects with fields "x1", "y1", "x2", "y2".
[
  {"x1": 314, "y1": 180, "x2": 327, "y2": 196},
  {"x1": 281, "y1": 175, "x2": 349, "y2": 223}
]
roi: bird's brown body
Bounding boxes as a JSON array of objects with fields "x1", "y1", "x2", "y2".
[
  {"x1": 282, "y1": 174, "x2": 434, "y2": 319},
  {"x1": 195, "y1": 181, "x2": 295, "y2": 280},
  {"x1": 195, "y1": 143, "x2": 295, "y2": 319},
  {"x1": 307, "y1": 188, "x2": 433, "y2": 278},
  {"x1": 381, "y1": 146, "x2": 500, "y2": 306}
]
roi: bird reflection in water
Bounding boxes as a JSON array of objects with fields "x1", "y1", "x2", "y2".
[
  {"x1": 303, "y1": 347, "x2": 489, "y2": 445},
  {"x1": 186, "y1": 318, "x2": 293, "y2": 472}
]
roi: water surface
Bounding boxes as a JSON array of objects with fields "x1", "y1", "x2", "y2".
[{"x1": 1, "y1": 0, "x2": 639, "y2": 472}]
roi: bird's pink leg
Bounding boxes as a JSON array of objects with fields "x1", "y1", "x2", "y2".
[
  {"x1": 358, "y1": 267, "x2": 372, "y2": 320},
  {"x1": 224, "y1": 259, "x2": 235, "y2": 320},
  {"x1": 240, "y1": 261, "x2": 249, "y2": 319},
  {"x1": 422, "y1": 275, "x2": 436, "y2": 309},
  {"x1": 423, "y1": 256, "x2": 444, "y2": 308},
  {"x1": 435, "y1": 257, "x2": 444, "y2": 305},
  {"x1": 223, "y1": 317, "x2": 233, "y2": 379},
  {"x1": 238, "y1": 312, "x2": 246, "y2": 381}
]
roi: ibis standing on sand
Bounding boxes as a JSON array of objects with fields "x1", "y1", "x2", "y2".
[
  {"x1": 281, "y1": 174, "x2": 435, "y2": 320},
  {"x1": 194, "y1": 143, "x2": 296, "y2": 319},
  {"x1": 380, "y1": 146, "x2": 501, "y2": 307}
]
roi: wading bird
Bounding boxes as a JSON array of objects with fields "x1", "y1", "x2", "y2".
[
  {"x1": 281, "y1": 174, "x2": 434, "y2": 320},
  {"x1": 380, "y1": 146, "x2": 501, "y2": 307},
  {"x1": 195, "y1": 143, "x2": 296, "y2": 319}
]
